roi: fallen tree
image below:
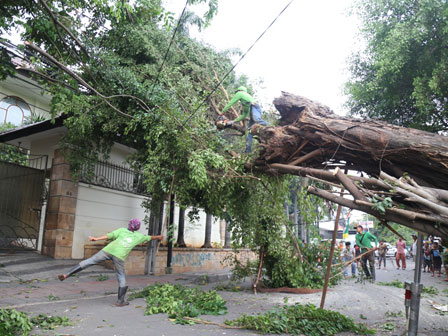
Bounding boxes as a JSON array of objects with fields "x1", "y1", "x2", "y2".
[{"x1": 249, "y1": 92, "x2": 448, "y2": 239}]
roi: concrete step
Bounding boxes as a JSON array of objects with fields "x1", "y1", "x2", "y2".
[{"x1": 0, "y1": 251, "x2": 113, "y2": 283}]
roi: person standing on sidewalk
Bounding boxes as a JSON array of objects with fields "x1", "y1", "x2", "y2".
[
  {"x1": 342, "y1": 241, "x2": 356, "y2": 277},
  {"x1": 395, "y1": 237, "x2": 407, "y2": 270},
  {"x1": 58, "y1": 219, "x2": 163, "y2": 306},
  {"x1": 355, "y1": 224, "x2": 378, "y2": 280},
  {"x1": 377, "y1": 241, "x2": 388, "y2": 270},
  {"x1": 423, "y1": 242, "x2": 432, "y2": 272},
  {"x1": 431, "y1": 241, "x2": 443, "y2": 277}
]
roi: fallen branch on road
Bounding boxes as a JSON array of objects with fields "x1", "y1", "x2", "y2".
[{"x1": 182, "y1": 317, "x2": 244, "y2": 329}]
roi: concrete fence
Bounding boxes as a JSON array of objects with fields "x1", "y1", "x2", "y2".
[{"x1": 84, "y1": 244, "x2": 256, "y2": 276}]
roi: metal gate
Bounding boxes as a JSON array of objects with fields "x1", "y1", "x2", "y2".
[{"x1": 0, "y1": 146, "x2": 48, "y2": 250}]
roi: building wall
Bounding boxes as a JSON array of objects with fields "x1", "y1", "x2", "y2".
[
  {"x1": 72, "y1": 183, "x2": 148, "y2": 259},
  {"x1": 176, "y1": 209, "x2": 222, "y2": 248},
  {"x1": 106, "y1": 143, "x2": 136, "y2": 167},
  {"x1": 30, "y1": 133, "x2": 62, "y2": 168}
]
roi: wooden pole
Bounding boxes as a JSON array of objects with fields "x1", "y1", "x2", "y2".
[
  {"x1": 253, "y1": 245, "x2": 265, "y2": 294},
  {"x1": 320, "y1": 203, "x2": 343, "y2": 309}
]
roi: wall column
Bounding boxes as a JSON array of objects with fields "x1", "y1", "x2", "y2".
[{"x1": 42, "y1": 149, "x2": 78, "y2": 259}]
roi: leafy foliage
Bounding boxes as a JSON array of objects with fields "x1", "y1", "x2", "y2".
[
  {"x1": 0, "y1": 308, "x2": 70, "y2": 336},
  {"x1": 0, "y1": 0, "x2": 332, "y2": 290},
  {"x1": 346, "y1": 0, "x2": 448, "y2": 132},
  {"x1": 263, "y1": 240, "x2": 343, "y2": 289},
  {"x1": 0, "y1": 142, "x2": 28, "y2": 165},
  {"x1": 376, "y1": 279, "x2": 404, "y2": 288},
  {"x1": 0, "y1": 309, "x2": 33, "y2": 336},
  {"x1": 369, "y1": 196, "x2": 392, "y2": 214},
  {"x1": 30, "y1": 314, "x2": 71, "y2": 331},
  {"x1": 225, "y1": 303, "x2": 375, "y2": 335},
  {"x1": 129, "y1": 283, "x2": 227, "y2": 324}
]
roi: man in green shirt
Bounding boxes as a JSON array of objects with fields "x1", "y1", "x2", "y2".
[
  {"x1": 223, "y1": 86, "x2": 269, "y2": 152},
  {"x1": 58, "y1": 218, "x2": 163, "y2": 306},
  {"x1": 355, "y1": 224, "x2": 378, "y2": 280}
]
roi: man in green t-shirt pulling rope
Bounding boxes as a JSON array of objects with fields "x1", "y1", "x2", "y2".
[
  {"x1": 58, "y1": 218, "x2": 163, "y2": 306},
  {"x1": 355, "y1": 224, "x2": 378, "y2": 281}
]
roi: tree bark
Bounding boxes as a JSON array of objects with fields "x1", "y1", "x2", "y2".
[
  {"x1": 202, "y1": 213, "x2": 212, "y2": 248},
  {"x1": 255, "y1": 92, "x2": 448, "y2": 189},
  {"x1": 253, "y1": 92, "x2": 448, "y2": 239},
  {"x1": 176, "y1": 207, "x2": 187, "y2": 247},
  {"x1": 224, "y1": 220, "x2": 231, "y2": 248}
]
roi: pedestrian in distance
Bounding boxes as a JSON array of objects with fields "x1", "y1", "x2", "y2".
[
  {"x1": 342, "y1": 241, "x2": 356, "y2": 277},
  {"x1": 395, "y1": 237, "x2": 407, "y2": 270},
  {"x1": 443, "y1": 245, "x2": 448, "y2": 281},
  {"x1": 355, "y1": 224, "x2": 378, "y2": 281},
  {"x1": 58, "y1": 218, "x2": 163, "y2": 306},
  {"x1": 377, "y1": 240, "x2": 388, "y2": 269},
  {"x1": 222, "y1": 86, "x2": 269, "y2": 153},
  {"x1": 431, "y1": 241, "x2": 443, "y2": 277},
  {"x1": 423, "y1": 241, "x2": 432, "y2": 273},
  {"x1": 411, "y1": 233, "x2": 418, "y2": 268}
]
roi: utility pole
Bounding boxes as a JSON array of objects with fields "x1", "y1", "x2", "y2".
[{"x1": 407, "y1": 232, "x2": 423, "y2": 335}]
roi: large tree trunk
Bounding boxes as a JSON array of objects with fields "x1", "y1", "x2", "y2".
[
  {"x1": 248, "y1": 92, "x2": 448, "y2": 239},
  {"x1": 254, "y1": 92, "x2": 448, "y2": 189}
]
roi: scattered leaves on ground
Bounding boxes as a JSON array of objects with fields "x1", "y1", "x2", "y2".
[{"x1": 225, "y1": 303, "x2": 375, "y2": 336}]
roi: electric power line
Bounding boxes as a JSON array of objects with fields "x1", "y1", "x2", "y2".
[
  {"x1": 149, "y1": 0, "x2": 189, "y2": 97},
  {"x1": 184, "y1": 0, "x2": 295, "y2": 124}
]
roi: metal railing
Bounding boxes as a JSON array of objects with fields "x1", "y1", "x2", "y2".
[{"x1": 79, "y1": 160, "x2": 148, "y2": 196}]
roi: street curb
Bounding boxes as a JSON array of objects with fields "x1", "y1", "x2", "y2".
[{"x1": 190, "y1": 272, "x2": 232, "y2": 284}]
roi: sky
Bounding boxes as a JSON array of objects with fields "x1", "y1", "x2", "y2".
[
  {"x1": 5, "y1": 0, "x2": 362, "y2": 115},
  {"x1": 165, "y1": 0, "x2": 362, "y2": 115}
]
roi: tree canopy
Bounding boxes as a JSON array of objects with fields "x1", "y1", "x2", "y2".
[
  {"x1": 346, "y1": 0, "x2": 448, "y2": 133},
  {"x1": 0, "y1": 0, "x2": 337, "y2": 287}
]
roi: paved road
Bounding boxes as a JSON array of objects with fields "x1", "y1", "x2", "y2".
[{"x1": 1, "y1": 252, "x2": 447, "y2": 335}]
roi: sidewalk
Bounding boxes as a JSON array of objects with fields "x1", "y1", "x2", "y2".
[{"x1": 0, "y1": 251, "x2": 232, "y2": 309}]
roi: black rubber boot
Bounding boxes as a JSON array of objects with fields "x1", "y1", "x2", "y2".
[
  {"x1": 58, "y1": 264, "x2": 82, "y2": 281},
  {"x1": 115, "y1": 286, "x2": 129, "y2": 307}
]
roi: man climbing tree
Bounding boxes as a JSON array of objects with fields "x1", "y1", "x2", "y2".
[{"x1": 222, "y1": 86, "x2": 269, "y2": 152}]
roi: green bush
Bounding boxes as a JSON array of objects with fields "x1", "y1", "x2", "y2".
[{"x1": 263, "y1": 241, "x2": 343, "y2": 289}]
